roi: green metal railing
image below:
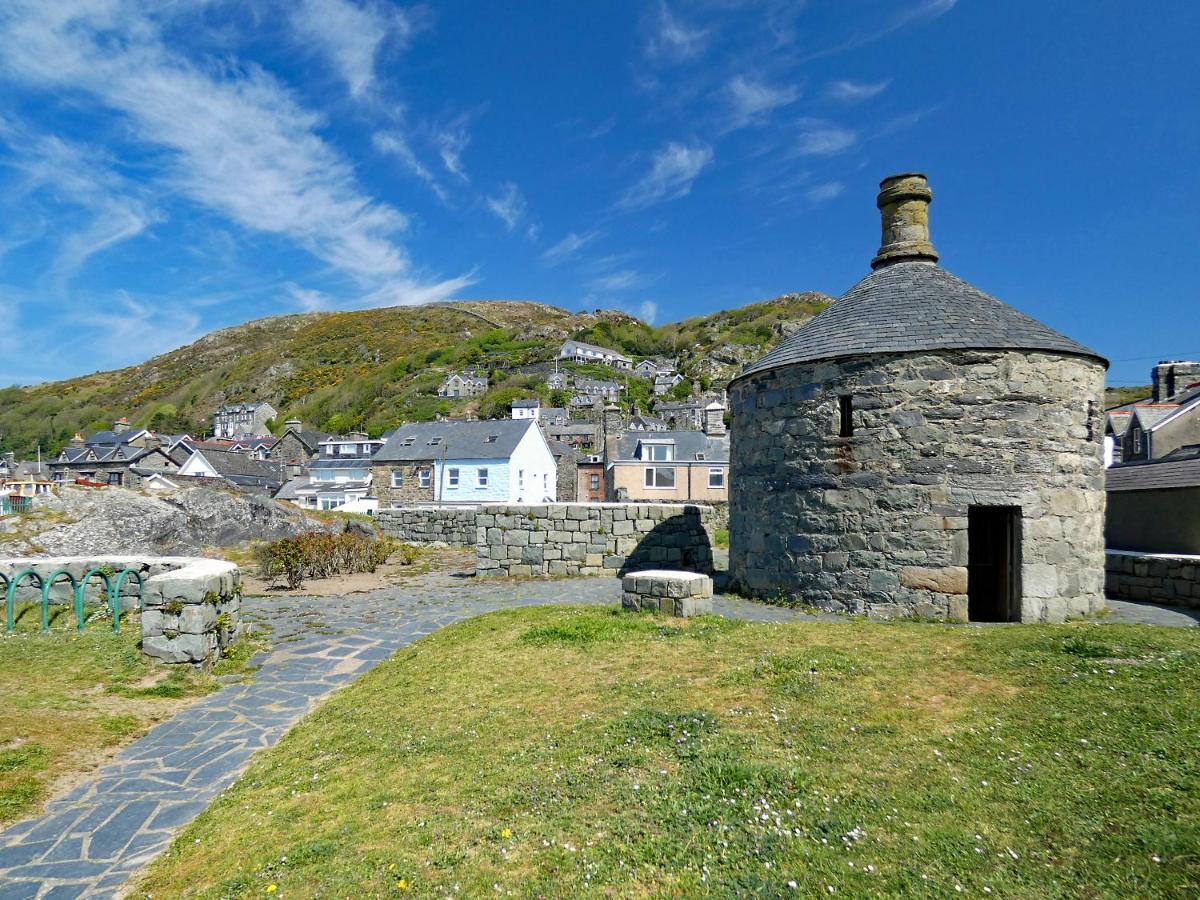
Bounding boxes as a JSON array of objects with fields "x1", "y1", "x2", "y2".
[{"x1": 3, "y1": 567, "x2": 145, "y2": 634}]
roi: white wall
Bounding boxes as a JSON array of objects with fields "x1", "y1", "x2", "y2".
[{"x1": 508, "y1": 422, "x2": 557, "y2": 503}]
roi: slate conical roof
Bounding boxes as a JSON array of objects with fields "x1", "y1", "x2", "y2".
[{"x1": 738, "y1": 260, "x2": 1106, "y2": 380}]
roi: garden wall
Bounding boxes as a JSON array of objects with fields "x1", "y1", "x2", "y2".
[
  {"x1": 375, "y1": 506, "x2": 477, "y2": 547},
  {"x1": 475, "y1": 503, "x2": 716, "y2": 577},
  {"x1": 1105, "y1": 550, "x2": 1200, "y2": 609}
]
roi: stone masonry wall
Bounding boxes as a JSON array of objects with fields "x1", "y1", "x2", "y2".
[
  {"x1": 375, "y1": 506, "x2": 477, "y2": 547},
  {"x1": 1, "y1": 556, "x2": 240, "y2": 666},
  {"x1": 373, "y1": 463, "x2": 436, "y2": 507},
  {"x1": 1105, "y1": 551, "x2": 1200, "y2": 609},
  {"x1": 729, "y1": 350, "x2": 1107, "y2": 623},
  {"x1": 476, "y1": 503, "x2": 715, "y2": 577}
]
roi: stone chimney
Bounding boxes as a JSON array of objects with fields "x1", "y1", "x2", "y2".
[
  {"x1": 70, "y1": 432, "x2": 85, "y2": 448},
  {"x1": 284, "y1": 418, "x2": 302, "y2": 434},
  {"x1": 602, "y1": 403, "x2": 622, "y2": 465},
  {"x1": 703, "y1": 401, "x2": 726, "y2": 436},
  {"x1": 113, "y1": 417, "x2": 130, "y2": 434},
  {"x1": 1152, "y1": 360, "x2": 1200, "y2": 402},
  {"x1": 870, "y1": 172, "x2": 938, "y2": 270}
]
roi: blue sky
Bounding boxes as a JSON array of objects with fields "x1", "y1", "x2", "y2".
[{"x1": 0, "y1": 1, "x2": 1196, "y2": 388}]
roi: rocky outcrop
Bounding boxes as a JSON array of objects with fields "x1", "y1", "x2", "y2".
[{"x1": 0, "y1": 486, "x2": 320, "y2": 556}]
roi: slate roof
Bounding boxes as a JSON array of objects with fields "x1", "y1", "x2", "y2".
[
  {"x1": 193, "y1": 449, "x2": 283, "y2": 487},
  {"x1": 374, "y1": 419, "x2": 536, "y2": 462},
  {"x1": 738, "y1": 260, "x2": 1106, "y2": 380},
  {"x1": 1107, "y1": 458, "x2": 1200, "y2": 491},
  {"x1": 1130, "y1": 405, "x2": 1179, "y2": 430},
  {"x1": 512, "y1": 398, "x2": 540, "y2": 408},
  {"x1": 613, "y1": 430, "x2": 730, "y2": 463},
  {"x1": 1105, "y1": 410, "x2": 1134, "y2": 437}
]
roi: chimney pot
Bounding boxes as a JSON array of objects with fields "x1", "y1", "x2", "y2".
[{"x1": 870, "y1": 172, "x2": 938, "y2": 269}]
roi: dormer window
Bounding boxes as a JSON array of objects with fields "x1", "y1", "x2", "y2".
[{"x1": 641, "y1": 442, "x2": 673, "y2": 461}]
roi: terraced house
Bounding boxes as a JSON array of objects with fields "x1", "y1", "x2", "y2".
[
  {"x1": 50, "y1": 419, "x2": 186, "y2": 487},
  {"x1": 211, "y1": 401, "x2": 277, "y2": 439},
  {"x1": 275, "y1": 433, "x2": 383, "y2": 512},
  {"x1": 373, "y1": 419, "x2": 556, "y2": 506}
]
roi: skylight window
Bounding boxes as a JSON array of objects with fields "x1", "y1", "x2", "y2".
[{"x1": 428, "y1": 437, "x2": 442, "y2": 445}]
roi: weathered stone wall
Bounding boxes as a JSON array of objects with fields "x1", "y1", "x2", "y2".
[
  {"x1": 729, "y1": 350, "x2": 1107, "y2": 622},
  {"x1": 376, "y1": 506, "x2": 477, "y2": 547},
  {"x1": 0, "y1": 556, "x2": 240, "y2": 666},
  {"x1": 373, "y1": 463, "x2": 436, "y2": 507},
  {"x1": 475, "y1": 503, "x2": 715, "y2": 577},
  {"x1": 1105, "y1": 551, "x2": 1200, "y2": 608}
]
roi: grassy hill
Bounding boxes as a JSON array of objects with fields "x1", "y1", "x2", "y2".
[{"x1": 0, "y1": 294, "x2": 831, "y2": 456}]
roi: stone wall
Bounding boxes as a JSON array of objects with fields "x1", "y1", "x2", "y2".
[
  {"x1": 375, "y1": 506, "x2": 477, "y2": 547},
  {"x1": 1105, "y1": 550, "x2": 1200, "y2": 608},
  {"x1": 729, "y1": 350, "x2": 1107, "y2": 623},
  {"x1": 475, "y1": 503, "x2": 715, "y2": 577},
  {"x1": 373, "y1": 463, "x2": 436, "y2": 507},
  {"x1": 0, "y1": 556, "x2": 241, "y2": 666}
]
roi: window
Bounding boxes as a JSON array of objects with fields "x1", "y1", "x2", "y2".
[
  {"x1": 477, "y1": 467, "x2": 489, "y2": 487},
  {"x1": 518, "y1": 469, "x2": 524, "y2": 488},
  {"x1": 108, "y1": 471, "x2": 123, "y2": 486},
  {"x1": 419, "y1": 468, "x2": 431, "y2": 488},
  {"x1": 486, "y1": 434, "x2": 498, "y2": 443},
  {"x1": 708, "y1": 467, "x2": 725, "y2": 489},
  {"x1": 319, "y1": 497, "x2": 345, "y2": 511},
  {"x1": 1132, "y1": 427, "x2": 1142, "y2": 454},
  {"x1": 428, "y1": 437, "x2": 442, "y2": 446},
  {"x1": 838, "y1": 395, "x2": 854, "y2": 437},
  {"x1": 644, "y1": 466, "x2": 676, "y2": 489},
  {"x1": 391, "y1": 471, "x2": 404, "y2": 488},
  {"x1": 643, "y1": 442, "x2": 673, "y2": 461},
  {"x1": 590, "y1": 474, "x2": 600, "y2": 490},
  {"x1": 448, "y1": 467, "x2": 460, "y2": 487}
]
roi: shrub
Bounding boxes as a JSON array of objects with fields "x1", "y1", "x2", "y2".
[{"x1": 256, "y1": 530, "x2": 411, "y2": 588}]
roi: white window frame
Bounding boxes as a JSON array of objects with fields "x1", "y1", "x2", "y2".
[
  {"x1": 419, "y1": 468, "x2": 431, "y2": 488},
  {"x1": 447, "y1": 467, "x2": 460, "y2": 488},
  {"x1": 477, "y1": 467, "x2": 489, "y2": 487},
  {"x1": 708, "y1": 467, "x2": 725, "y2": 489},
  {"x1": 644, "y1": 466, "x2": 676, "y2": 489},
  {"x1": 391, "y1": 470, "x2": 404, "y2": 488},
  {"x1": 642, "y1": 442, "x2": 674, "y2": 461}
]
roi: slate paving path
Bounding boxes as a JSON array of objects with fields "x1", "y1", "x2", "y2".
[{"x1": 0, "y1": 576, "x2": 1191, "y2": 898}]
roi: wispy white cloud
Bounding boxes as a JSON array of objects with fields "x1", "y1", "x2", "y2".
[
  {"x1": 433, "y1": 114, "x2": 471, "y2": 181},
  {"x1": 0, "y1": 122, "x2": 155, "y2": 287},
  {"x1": 826, "y1": 79, "x2": 890, "y2": 102},
  {"x1": 643, "y1": 2, "x2": 709, "y2": 63},
  {"x1": 485, "y1": 182, "x2": 527, "y2": 231},
  {"x1": 285, "y1": 283, "x2": 332, "y2": 312},
  {"x1": 636, "y1": 300, "x2": 658, "y2": 324},
  {"x1": 69, "y1": 290, "x2": 204, "y2": 363},
  {"x1": 587, "y1": 269, "x2": 643, "y2": 293},
  {"x1": 802, "y1": 0, "x2": 957, "y2": 62},
  {"x1": 0, "y1": 1, "x2": 465, "y2": 304},
  {"x1": 618, "y1": 142, "x2": 713, "y2": 211},
  {"x1": 722, "y1": 75, "x2": 800, "y2": 130},
  {"x1": 792, "y1": 119, "x2": 857, "y2": 156},
  {"x1": 372, "y1": 129, "x2": 448, "y2": 202},
  {"x1": 290, "y1": 0, "x2": 418, "y2": 98},
  {"x1": 541, "y1": 230, "x2": 601, "y2": 265},
  {"x1": 806, "y1": 181, "x2": 844, "y2": 203}
]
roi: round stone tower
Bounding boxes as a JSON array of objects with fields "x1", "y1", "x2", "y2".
[{"x1": 728, "y1": 173, "x2": 1108, "y2": 623}]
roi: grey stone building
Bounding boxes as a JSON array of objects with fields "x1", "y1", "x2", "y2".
[
  {"x1": 728, "y1": 173, "x2": 1108, "y2": 623},
  {"x1": 212, "y1": 401, "x2": 277, "y2": 439}
]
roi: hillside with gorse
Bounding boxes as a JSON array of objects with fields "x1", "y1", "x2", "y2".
[{"x1": 0, "y1": 294, "x2": 832, "y2": 456}]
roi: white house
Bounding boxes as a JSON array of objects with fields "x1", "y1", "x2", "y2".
[
  {"x1": 512, "y1": 398, "x2": 541, "y2": 420},
  {"x1": 373, "y1": 419, "x2": 557, "y2": 505},
  {"x1": 275, "y1": 433, "x2": 383, "y2": 512},
  {"x1": 558, "y1": 339, "x2": 632, "y2": 370}
]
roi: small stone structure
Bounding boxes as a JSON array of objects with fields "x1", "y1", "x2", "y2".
[
  {"x1": 729, "y1": 173, "x2": 1108, "y2": 623},
  {"x1": 376, "y1": 506, "x2": 477, "y2": 547},
  {"x1": 1, "y1": 556, "x2": 241, "y2": 666},
  {"x1": 622, "y1": 569, "x2": 713, "y2": 616},
  {"x1": 1105, "y1": 550, "x2": 1200, "y2": 608},
  {"x1": 475, "y1": 503, "x2": 715, "y2": 577}
]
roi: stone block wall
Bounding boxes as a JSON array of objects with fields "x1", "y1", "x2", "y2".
[
  {"x1": 376, "y1": 506, "x2": 477, "y2": 547},
  {"x1": 475, "y1": 503, "x2": 715, "y2": 577},
  {"x1": 729, "y1": 350, "x2": 1107, "y2": 623},
  {"x1": 0, "y1": 556, "x2": 241, "y2": 667},
  {"x1": 1105, "y1": 551, "x2": 1200, "y2": 608}
]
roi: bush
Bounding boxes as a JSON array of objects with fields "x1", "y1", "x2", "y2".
[{"x1": 256, "y1": 530, "x2": 413, "y2": 589}]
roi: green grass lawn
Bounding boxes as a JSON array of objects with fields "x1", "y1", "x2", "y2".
[
  {"x1": 135, "y1": 608, "x2": 1200, "y2": 898},
  {"x1": 0, "y1": 608, "x2": 219, "y2": 825}
]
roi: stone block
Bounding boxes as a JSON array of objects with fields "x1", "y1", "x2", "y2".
[{"x1": 899, "y1": 566, "x2": 967, "y2": 595}]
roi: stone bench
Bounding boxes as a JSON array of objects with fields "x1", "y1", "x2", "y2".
[{"x1": 622, "y1": 569, "x2": 713, "y2": 617}]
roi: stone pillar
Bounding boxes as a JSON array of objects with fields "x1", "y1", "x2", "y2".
[{"x1": 870, "y1": 172, "x2": 939, "y2": 269}]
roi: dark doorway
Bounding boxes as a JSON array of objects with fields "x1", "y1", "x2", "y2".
[{"x1": 967, "y1": 506, "x2": 1022, "y2": 622}]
